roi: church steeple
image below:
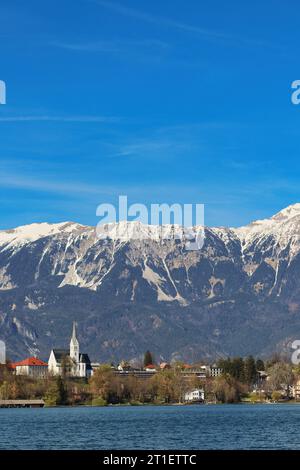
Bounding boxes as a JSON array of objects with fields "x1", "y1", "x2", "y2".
[{"x1": 70, "y1": 321, "x2": 79, "y2": 363}]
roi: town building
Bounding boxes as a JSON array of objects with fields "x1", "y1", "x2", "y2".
[
  {"x1": 11, "y1": 357, "x2": 48, "y2": 378},
  {"x1": 144, "y1": 364, "x2": 157, "y2": 372},
  {"x1": 115, "y1": 368, "x2": 157, "y2": 380},
  {"x1": 117, "y1": 361, "x2": 131, "y2": 371},
  {"x1": 207, "y1": 365, "x2": 223, "y2": 377},
  {"x1": 181, "y1": 366, "x2": 207, "y2": 380},
  {"x1": 292, "y1": 379, "x2": 300, "y2": 400},
  {"x1": 48, "y1": 323, "x2": 92, "y2": 378},
  {"x1": 0, "y1": 340, "x2": 5, "y2": 364},
  {"x1": 184, "y1": 389, "x2": 205, "y2": 402}
]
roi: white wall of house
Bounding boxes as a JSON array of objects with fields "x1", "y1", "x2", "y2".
[
  {"x1": 184, "y1": 389, "x2": 205, "y2": 402},
  {"x1": 48, "y1": 350, "x2": 60, "y2": 375},
  {"x1": 15, "y1": 365, "x2": 48, "y2": 378},
  {"x1": 292, "y1": 380, "x2": 300, "y2": 399}
]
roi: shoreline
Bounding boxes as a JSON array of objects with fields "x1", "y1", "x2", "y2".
[{"x1": 4, "y1": 401, "x2": 298, "y2": 409}]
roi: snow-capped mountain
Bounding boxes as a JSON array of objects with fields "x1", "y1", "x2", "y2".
[{"x1": 1, "y1": 204, "x2": 300, "y2": 362}]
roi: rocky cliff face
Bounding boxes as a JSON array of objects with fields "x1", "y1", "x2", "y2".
[{"x1": 1, "y1": 204, "x2": 300, "y2": 362}]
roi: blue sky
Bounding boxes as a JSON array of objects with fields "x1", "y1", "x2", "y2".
[{"x1": 0, "y1": 0, "x2": 300, "y2": 228}]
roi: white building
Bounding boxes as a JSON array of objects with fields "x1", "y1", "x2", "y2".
[
  {"x1": 11, "y1": 357, "x2": 48, "y2": 378},
  {"x1": 292, "y1": 379, "x2": 300, "y2": 400},
  {"x1": 184, "y1": 389, "x2": 205, "y2": 402},
  {"x1": 0, "y1": 340, "x2": 5, "y2": 364},
  {"x1": 207, "y1": 365, "x2": 223, "y2": 377},
  {"x1": 48, "y1": 323, "x2": 92, "y2": 378}
]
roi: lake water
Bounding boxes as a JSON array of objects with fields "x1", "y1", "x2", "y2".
[{"x1": 0, "y1": 404, "x2": 299, "y2": 450}]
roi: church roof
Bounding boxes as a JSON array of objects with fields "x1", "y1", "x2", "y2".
[
  {"x1": 51, "y1": 349, "x2": 91, "y2": 368},
  {"x1": 79, "y1": 353, "x2": 92, "y2": 369},
  {"x1": 52, "y1": 349, "x2": 69, "y2": 363}
]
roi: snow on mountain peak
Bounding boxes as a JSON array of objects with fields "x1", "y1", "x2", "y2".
[
  {"x1": 0, "y1": 203, "x2": 299, "y2": 250},
  {"x1": 233, "y1": 203, "x2": 300, "y2": 257},
  {"x1": 271, "y1": 203, "x2": 300, "y2": 221},
  {"x1": 0, "y1": 221, "x2": 88, "y2": 247},
  {"x1": 234, "y1": 204, "x2": 300, "y2": 233}
]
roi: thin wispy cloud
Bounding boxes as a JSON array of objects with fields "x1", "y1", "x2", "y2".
[
  {"x1": 92, "y1": 0, "x2": 279, "y2": 49},
  {"x1": 0, "y1": 115, "x2": 120, "y2": 123},
  {"x1": 0, "y1": 173, "x2": 118, "y2": 196},
  {"x1": 92, "y1": 0, "x2": 228, "y2": 39},
  {"x1": 51, "y1": 38, "x2": 169, "y2": 53},
  {"x1": 112, "y1": 138, "x2": 197, "y2": 159}
]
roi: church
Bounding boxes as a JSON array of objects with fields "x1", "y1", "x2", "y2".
[{"x1": 48, "y1": 323, "x2": 92, "y2": 378}]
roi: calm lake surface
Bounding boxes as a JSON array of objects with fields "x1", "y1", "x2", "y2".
[{"x1": 0, "y1": 404, "x2": 300, "y2": 450}]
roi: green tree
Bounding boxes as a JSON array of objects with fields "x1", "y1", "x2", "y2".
[
  {"x1": 244, "y1": 356, "x2": 257, "y2": 385},
  {"x1": 150, "y1": 370, "x2": 182, "y2": 403},
  {"x1": 44, "y1": 376, "x2": 68, "y2": 406},
  {"x1": 231, "y1": 357, "x2": 245, "y2": 382},
  {"x1": 61, "y1": 355, "x2": 73, "y2": 379},
  {"x1": 271, "y1": 390, "x2": 282, "y2": 402},
  {"x1": 217, "y1": 358, "x2": 232, "y2": 375},
  {"x1": 90, "y1": 365, "x2": 117, "y2": 402},
  {"x1": 0, "y1": 381, "x2": 10, "y2": 399},
  {"x1": 212, "y1": 375, "x2": 244, "y2": 403},
  {"x1": 57, "y1": 376, "x2": 68, "y2": 404},
  {"x1": 144, "y1": 351, "x2": 154, "y2": 367},
  {"x1": 266, "y1": 353, "x2": 281, "y2": 369},
  {"x1": 256, "y1": 359, "x2": 265, "y2": 371},
  {"x1": 267, "y1": 362, "x2": 294, "y2": 397}
]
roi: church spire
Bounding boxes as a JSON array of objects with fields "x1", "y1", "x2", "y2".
[
  {"x1": 70, "y1": 321, "x2": 79, "y2": 363},
  {"x1": 72, "y1": 321, "x2": 77, "y2": 341}
]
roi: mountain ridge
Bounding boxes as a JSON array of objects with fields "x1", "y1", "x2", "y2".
[{"x1": 0, "y1": 203, "x2": 299, "y2": 362}]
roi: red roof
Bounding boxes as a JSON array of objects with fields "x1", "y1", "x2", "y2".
[
  {"x1": 145, "y1": 364, "x2": 156, "y2": 369},
  {"x1": 11, "y1": 357, "x2": 48, "y2": 369}
]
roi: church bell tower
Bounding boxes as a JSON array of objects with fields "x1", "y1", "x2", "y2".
[{"x1": 70, "y1": 322, "x2": 79, "y2": 363}]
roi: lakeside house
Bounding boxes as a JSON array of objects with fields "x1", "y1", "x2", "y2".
[
  {"x1": 292, "y1": 378, "x2": 300, "y2": 400},
  {"x1": 11, "y1": 357, "x2": 48, "y2": 378},
  {"x1": 184, "y1": 389, "x2": 205, "y2": 403},
  {"x1": 48, "y1": 322, "x2": 92, "y2": 378}
]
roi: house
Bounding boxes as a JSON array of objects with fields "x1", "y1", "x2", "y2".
[
  {"x1": 48, "y1": 323, "x2": 92, "y2": 378},
  {"x1": 292, "y1": 379, "x2": 300, "y2": 400},
  {"x1": 11, "y1": 357, "x2": 48, "y2": 378},
  {"x1": 117, "y1": 361, "x2": 131, "y2": 371},
  {"x1": 144, "y1": 364, "x2": 157, "y2": 372},
  {"x1": 184, "y1": 389, "x2": 205, "y2": 402},
  {"x1": 91, "y1": 362, "x2": 101, "y2": 373},
  {"x1": 160, "y1": 362, "x2": 171, "y2": 370}
]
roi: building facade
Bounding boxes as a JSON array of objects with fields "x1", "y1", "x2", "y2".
[
  {"x1": 184, "y1": 389, "x2": 205, "y2": 402},
  {"x1": 11, "y1": 357, "x2": 48, "y2": 378},
  {"x1": 292, "y1": 379, "x2": 300, "y2": 400},
  {"x1": 207, "y1": 365, "x2": 223, "y2": 377}
]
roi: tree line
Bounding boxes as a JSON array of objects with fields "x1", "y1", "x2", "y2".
[{"x1": 0, "y1": 353, "x2": 299, "y2": 406}]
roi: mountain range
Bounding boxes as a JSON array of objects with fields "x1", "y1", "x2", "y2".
[{"x1": 1, "y1": 204, "x2": 300, "y2": 363}]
